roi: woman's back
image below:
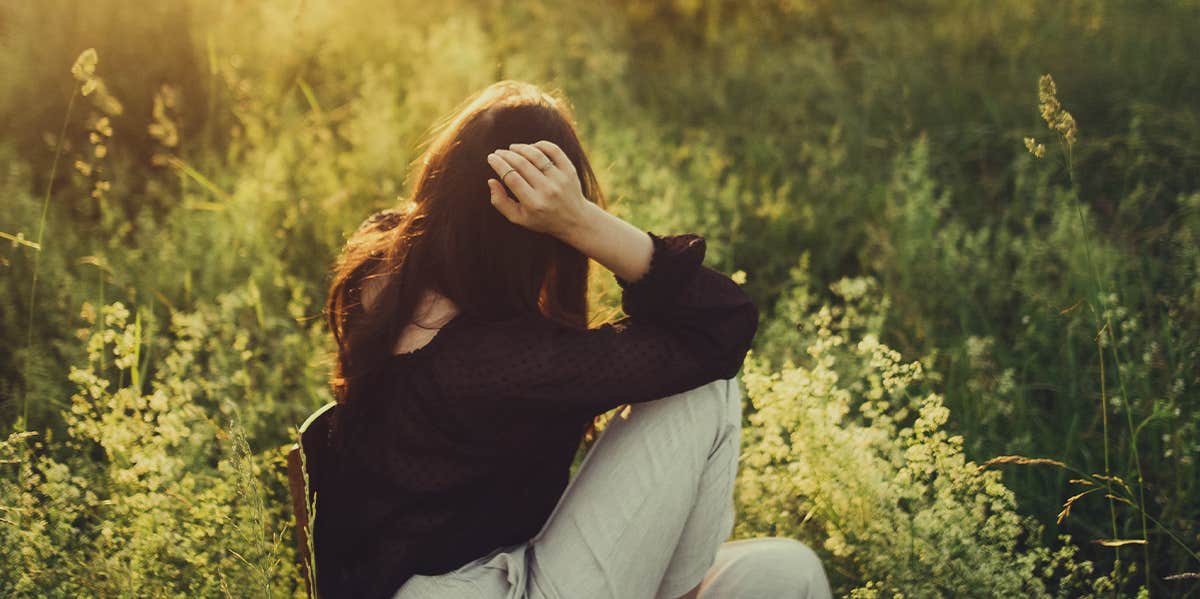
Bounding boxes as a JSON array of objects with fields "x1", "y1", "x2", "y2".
[
  {"x1": 312, "y1": 312, "x2": 589, "y2": 598},
  {"x1": 312, "y1": 212, "x2": 759, "y2": 599}
]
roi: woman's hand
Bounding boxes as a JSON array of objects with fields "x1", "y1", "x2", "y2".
[
  {"x1": 486, "y1": 140, "x2": 655, "y2": 283},
  {"x1": 486, "y1": 141, "x2": 595, "y2": 240}
]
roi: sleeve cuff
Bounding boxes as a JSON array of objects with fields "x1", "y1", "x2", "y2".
[{"x1": 615, "y1": 232, "x2": 707, "y2": 316}]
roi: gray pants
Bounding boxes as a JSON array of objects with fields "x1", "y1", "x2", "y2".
[{"x1": 395, "y1": 377, "x2": 833, "y2": 599}]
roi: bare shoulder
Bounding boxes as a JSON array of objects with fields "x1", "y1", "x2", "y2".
[{"x1": 393, "y1": 291, "x2": 460, "y2": 354}]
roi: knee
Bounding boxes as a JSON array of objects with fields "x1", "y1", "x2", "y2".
[
  {"x1": 620, "y1": 377, "x2": 743, "y2": 465},
  {"x1": 706, "y1": 375, "x2": 743, "y2": 442},
  {"x1": 721, "y1": 375, "x2": 743, "y2": 424},
  {"x1": 685, "y1": 376, "x2": 741, "y2": 456},
  {"x1": 647, "y1": 376, "x2": 741, "y2": 426},
  {"x1": 692, "y1": 376, "x2": 743, "y2": 444}
]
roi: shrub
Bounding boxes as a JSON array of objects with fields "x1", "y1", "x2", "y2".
[
  {"x1": 0, "y1": 300, "x2": 306, "y2": 598},
  {"x1": 736, "y1": 276, "x2": 1116, "y2": 597}
]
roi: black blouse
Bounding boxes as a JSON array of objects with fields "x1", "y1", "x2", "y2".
[{"x1": 311, "y1": 212, "x2": 759, "y2": 599}]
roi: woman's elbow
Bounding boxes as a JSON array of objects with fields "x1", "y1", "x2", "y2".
[{"x1": 716, "y1": 301, "x2": 759, "y2": 378}]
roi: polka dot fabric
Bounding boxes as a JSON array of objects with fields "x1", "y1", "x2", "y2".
[{"x1": 310, "y1": 213, "x2": 760, "y2": 599}]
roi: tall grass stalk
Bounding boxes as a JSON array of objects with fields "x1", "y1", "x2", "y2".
[
  {"x1": 227, "y1": 405, "x2": 283, "y2": 598},
  {"x1": 23, "y1": 88, "x2": 78, "y2": 432},
  {"x1": 1097, "y1": 319, "x2": 1120, "y2": 586},
  {"x1": 1059, "y1": 109, "x2": 1152, "y2": 587},
  {"x1": 298, "y1": 434, "x2": 319, "y2": 598}
]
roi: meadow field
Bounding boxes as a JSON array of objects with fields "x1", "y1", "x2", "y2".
[{"x1": 1, "y1": 0, "x2": 1198, "y2": 596}]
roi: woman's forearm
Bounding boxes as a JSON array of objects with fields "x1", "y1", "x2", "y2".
[
  {"x1": 557, "y1": 202, "x2": 654, "y2": 284},
  {"x1": 484, "y1": 141, "x2": 654, "y2": 283}
]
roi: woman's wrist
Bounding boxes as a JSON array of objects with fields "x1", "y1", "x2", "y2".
[
  {"x1": 554, "y1": 201, "x2": 605, "y2": 247},
  {"x1": 556, "y1": 203, "x2": 653, "y2": 283}
]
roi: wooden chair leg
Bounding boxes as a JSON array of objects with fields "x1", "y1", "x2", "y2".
[{"x1": 287, "y1": 444, "x2": 316, "y2": 598}]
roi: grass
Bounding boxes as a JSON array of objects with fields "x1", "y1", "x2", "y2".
[{"x1": 1, "y1": 1, "x2": 1197, "y2": 596}]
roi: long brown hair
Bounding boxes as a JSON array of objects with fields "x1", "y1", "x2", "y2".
[{"x1": 324, "y1": 81, "x2": 606, "y2": 422}]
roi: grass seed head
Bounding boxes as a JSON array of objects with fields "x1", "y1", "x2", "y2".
[
  {"x1": 1038, "y1": 74, "x2": 1078, "y2": 146},
  {"x1": 70, "y1": 48, "x2": 97, "y2": 83},
  {"x1": 1024, "y1": 136, "x2": 1046, "y2": 158}
]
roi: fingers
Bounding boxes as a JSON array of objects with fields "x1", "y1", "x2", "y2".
[
  {"x1": 487, "y1": 152, "x2": 536, "y2": 200},
  {"x1": 508, "y1": 143, "x2": 557, "y2": 176},
  {"x1": 533, "y1": 141, "x2": 576, "y2": 175},
  {"x1": 485, "y1": 141, "x2": 582, "y2": 234},
  {"x1": 487, "y1": 178, "x2": 523, "y2": 223},
  {"x1": 495, "y1": 148, "x2": 549, "y2": 190}
]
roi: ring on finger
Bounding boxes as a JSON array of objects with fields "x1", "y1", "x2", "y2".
[{"x1": 501, "y1": 168, "x2": 518, "y2": 180}]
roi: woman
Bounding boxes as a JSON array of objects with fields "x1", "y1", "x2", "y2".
[{"x1": 318, "y1": 80, "x2": 832, "y2": 599}]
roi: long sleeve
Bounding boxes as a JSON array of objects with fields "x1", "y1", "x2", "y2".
[{"x1": 431, "y1": 232, "x2": 759, "y2": 418}]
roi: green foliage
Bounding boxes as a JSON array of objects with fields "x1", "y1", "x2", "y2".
[
  {"x1": 0, "y1": 302, "x2": 305, "y2": 597},
  {"x1": 2, "y1": 0, "x2": 1198, "y2": 596},
  {"x1": 738, "y1": 276, "x2": 1111, "y2": 596}
]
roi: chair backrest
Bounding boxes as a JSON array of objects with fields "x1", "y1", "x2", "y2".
[{"x1": 287, "y1": 401, "x2": 338, "y2": 599}]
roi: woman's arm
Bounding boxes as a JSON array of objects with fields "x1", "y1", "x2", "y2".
[
  {"x1": 485, "y1": 141, "x2": 653, "y2": 283},
  {"x1": 432, "y1": 230, "x2": 756, "y2": 417},
  {"x1": 424, "y1": 141, "x2": 757, "y2": 419}
]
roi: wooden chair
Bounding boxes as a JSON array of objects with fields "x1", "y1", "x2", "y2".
[{"x1": 287, "y1": 401, "x2": 338, "y2": 599}]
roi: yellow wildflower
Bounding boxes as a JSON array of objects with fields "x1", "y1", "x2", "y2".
[{"x1": 80, "y1": 302, "x2": 96, "y2": 325}]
